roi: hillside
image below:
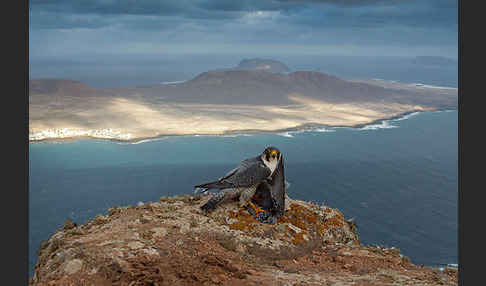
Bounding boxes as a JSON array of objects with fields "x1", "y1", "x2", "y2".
[
  {"x1": 29, "y1": 78, "x2": 110, "y2": 97},
  {"x1": 234, "y1": 58, "x2": 290, "y2": 73},
  {"x1": 29, "y1": 194, "x2": 458, "y2": 285},
  {"x1": 134, "y1": 70, "x2": 456, "y2": 107}
]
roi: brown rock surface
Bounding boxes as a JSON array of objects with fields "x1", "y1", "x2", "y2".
[{"x1": 30, "y1": 194, "x2": 458, "y2": 286}]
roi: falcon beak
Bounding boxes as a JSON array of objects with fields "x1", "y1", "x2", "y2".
[{"x1": 270, "y1": 150, "x2": 278, "y2": 159}]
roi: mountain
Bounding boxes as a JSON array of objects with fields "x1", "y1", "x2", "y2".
[
  {"x1": 29, "y1": 68, "x2": 457, "y2": 108},
  {"x1": 137, "y1": 69, "x2": 457, "y2": 108},
  {"x1": 234, "y1": 58, "x2": 290, "y2": 73},
  {"x1": 29, "y1": 78, "x2": 102, "y2": 97}
]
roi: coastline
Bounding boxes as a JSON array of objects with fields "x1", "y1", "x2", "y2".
[{"x1": 29, "y1": 108, "x2": 456, "y2": 144}]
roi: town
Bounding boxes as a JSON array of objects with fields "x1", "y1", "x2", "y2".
[{"x1": 29, "y1": 128, "x2": 134, "y2": 141}]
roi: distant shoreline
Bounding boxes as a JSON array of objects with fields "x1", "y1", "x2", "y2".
[
  {"x1": 29, "y1": 71, "x2": 458, "y2": 145},
  {"x1": 29, "y1": 108, "x2": 456, "y2": 144}
]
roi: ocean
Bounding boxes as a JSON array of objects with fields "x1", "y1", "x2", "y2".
[{"x1": 28, "y1": 109, "x2": 458, "y2": 276}]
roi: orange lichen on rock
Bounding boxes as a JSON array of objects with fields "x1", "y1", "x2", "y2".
[
  {"x1": 291, "y1": 230, "x2": 310, "y2": 244},
  {"x1": 316, "y1": 210, "x2": 346, "y2": 238},
  {"x1": 278, "y1": 203, "x2": 319, "y2": 231},
  {"x1": 227, "y1": 209, "x2": 259, "y2": 232},
  {"x1": 324, "y1": 214, "x2": 345, "y2": 228}
]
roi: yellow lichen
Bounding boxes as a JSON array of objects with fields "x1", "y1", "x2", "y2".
[
  {"x1": 227, "y1": 210, "x2": 258, "y2": 232},
  {"x1": 324, "y1": 215, "x2": 344, "y2": 228},
  {"x1": 291, "y1": 231, "x2": 309, "y2": 244},
  {"x1": 278, "y1": 204, "x2": 319, "y2": 231}
]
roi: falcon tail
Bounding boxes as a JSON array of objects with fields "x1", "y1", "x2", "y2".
[
  {"x1": 199, "y1": 189, "x2": 229, "y2": 212},
  {"x1": 194, "y1": 180, "x2": 233, "y2": 191},
  {"x1": 200, "y1": 199, "x2": 218, "y2": 212}
]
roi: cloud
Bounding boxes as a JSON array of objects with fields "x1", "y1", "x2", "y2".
[
  {"x1": 29, "y1": 0, "x2": 457, "y2": 30},
  {"x1": 29, "y1": 0, "x2": 458, "y2": 59}
]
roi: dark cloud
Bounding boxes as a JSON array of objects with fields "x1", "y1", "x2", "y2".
[
  {"x1": 29, "y1": 0, "x2": 458, "y2": 59},
  {"x1": 279, "y1": 0, "x2": 457, "y2": 30},
  {"x1": 30, "y1": 0, "x2": 457, "y2": 30},
  {"x1": 30, "y1": 0, "x2": 190, "y2": 15},
  {"x1": 30, "y1": 0, "x2": 456, "y2": 15}
]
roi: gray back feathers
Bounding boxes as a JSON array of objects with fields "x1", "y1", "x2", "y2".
[{"x1": 223, "y1": 155, "x2": 272, "y2": 188}]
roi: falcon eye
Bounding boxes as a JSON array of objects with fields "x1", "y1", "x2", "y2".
[{"x1": 269, "y1": 150, "x2": 278, "y2": 159}]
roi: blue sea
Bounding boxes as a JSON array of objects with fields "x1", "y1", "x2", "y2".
[{"x1": 29, "y1": 110, "x2": 458, "y2": 277}]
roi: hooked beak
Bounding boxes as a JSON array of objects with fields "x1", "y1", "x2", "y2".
[{"x1": 270, "y1": 150, "x2": 278, "y2": 159}]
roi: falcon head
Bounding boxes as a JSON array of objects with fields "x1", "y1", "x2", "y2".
[{"x1": 262, "y1": 146, "x2": 282, "y2": 173}]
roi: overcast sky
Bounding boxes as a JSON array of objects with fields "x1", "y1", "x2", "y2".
[{"x1": 29, "y1": 0, "x2": 458, "y2": 61}]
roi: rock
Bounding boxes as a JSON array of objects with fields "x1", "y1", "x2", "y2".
[
  {"x1": 235, "y1": 243, "x2": 247, "y2": 254},
  {"x1": 286, "y1": 223, "x2": 302, "y2": 233},
  {"x1": 127, "y1": 241, "x2": 144, "y2": 250},
  {"x1": 30, "y1": 194, "x2": 458, "y2": 286},
  {"x1": 62, "y1": 218, "x2": 77, "y2": 230},
  {"x1": 151, "y1": 227, "x2": 168, "y2": 238},
  {"x1": 63, "y1": 259, "x2": 83, "y2": 274}
]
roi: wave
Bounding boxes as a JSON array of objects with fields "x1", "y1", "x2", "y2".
[
  {"x1": 434, "y1": 109, "x2": 456, "y2": 113},
  {"x1": 411, "y1": 82, "x2": 457, "y2": 89},
  {"x1": 438, "y1": 263, "x2": 458, "y2": 272},
  {"x1": 277, "y1": 132, "x2": 294, "y2": 138},
  {"x1": 114, "y1": 137, "x2": 168, "y2": 145},
  {"x1": 357, "y1": 120, "x2": 398, "y2": 130},
  {"x1": 221, "y1": 133, "x2": 254, "y2": 137},
  {"x1": 277, "y1": 127, "x2": 336, "y2": 137},
  {"x1": 352, "y1": 110, "x2": 431, "y2": 131},
  {"x1": 160, "y1": 80, "x2": 187, "y2": 85},
  {"x1": 312, "y1": 127, "x2": 336, "y2": 133},
  {"x1": 131, "y1": 138, "x2": 167, "y2": 144},
  {"x1": 392, "y1": 111, "x2": 421, "y2": 121}
]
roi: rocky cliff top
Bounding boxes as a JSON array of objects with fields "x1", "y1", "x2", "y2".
[{"x1": 30, "y1": 194, "x2": 458, "y2": 286}]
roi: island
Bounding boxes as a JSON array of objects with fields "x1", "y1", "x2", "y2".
[{"x1": 29, "y1": 59, "x2": 458, "y2": 142}]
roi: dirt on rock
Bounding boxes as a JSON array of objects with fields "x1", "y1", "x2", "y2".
[{"x1": 30, "y1": 194, "x2": 458, "y2": 286}]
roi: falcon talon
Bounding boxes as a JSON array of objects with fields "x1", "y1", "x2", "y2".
[{"x1": 248, "y1": 201, "x2": 265, "y2": 215}]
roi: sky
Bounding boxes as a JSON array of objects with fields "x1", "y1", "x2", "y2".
[{"x1": 29, "y1": 0, "x2": 458, "y2": 87}]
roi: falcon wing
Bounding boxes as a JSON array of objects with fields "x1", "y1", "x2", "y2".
[
  {"x1": 269, "y1": 155, "x2": 286, "y2": 216},
  {"x1": 195, "y1": 155, "x2": 271, "y2": 190},
  {"x1": 222, "y1": 155, "x2": 272, "y2": 188},
  {"x1": 218, "y1": 167, "x2": 239, "y2": 181}
]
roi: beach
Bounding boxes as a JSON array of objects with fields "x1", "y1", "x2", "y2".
[{"x1": 29, "y1": 95, "x2": 439, "y2": 143}]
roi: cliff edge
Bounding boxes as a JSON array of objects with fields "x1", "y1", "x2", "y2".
[{"x1": 30, "y1": 194, "x2": 457, "y2": 285}]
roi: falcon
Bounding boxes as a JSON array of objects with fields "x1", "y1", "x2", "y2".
[
  {"x1": 249, "y1": 153, "x2": 288, "y2": 224},
  {"x1": 195, "y1": 146, "x2": 282, "y2": 214}
]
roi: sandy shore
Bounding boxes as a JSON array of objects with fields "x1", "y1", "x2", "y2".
[{"x1": 29, "y1": 93, "x2": 444, "y2": 143}]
